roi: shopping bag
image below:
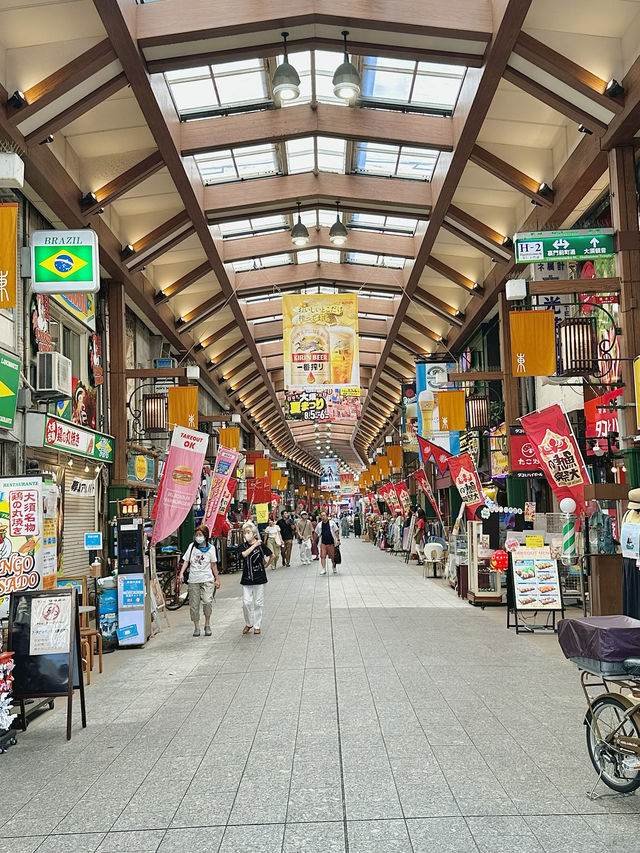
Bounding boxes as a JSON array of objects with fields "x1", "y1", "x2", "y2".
[{"x1": 334, "y1": 545, "x2": 342, "y2": 565}]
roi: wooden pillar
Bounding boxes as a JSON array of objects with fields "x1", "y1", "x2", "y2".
[
  {"x1": 498, "y1": 292, "x2": 520, "y2": 468},
  {"x1": 609, "y1": 147, "x2": 640, "y2": 471},
  {"x1": 107, "y1": 280, "x2": 128, "y2": 485}
]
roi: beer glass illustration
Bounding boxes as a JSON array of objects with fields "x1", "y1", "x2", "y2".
[
  {"x1": 418, "y1": 390, "x2": 435, "y2": 436},
  {"x1": 329, "y1": 325, "x2": 355, "y2": 385}
]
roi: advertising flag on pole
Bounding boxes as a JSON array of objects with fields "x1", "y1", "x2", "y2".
[
  {"x1": 519, "y1": 404, "x2": 591, "y2": 513},
  {"x1": 412, "y1": 469, "x2": 442, "y2": 522},
  {"x1": 0, "y1": 203, "x2": 18, "y2": 309},
  {"x1": 367, "y1": 493, "x2": 380, "y2": 515},
  {"x1": 509, "y1": 310, "x2": 557, "y2": 376},
  {"x1": 203, "y1": 445, "x2": 239, "y2": 531},
  {"x1": 393, "y1": 481, "x2": 412, "y2": 518},
  {"x1": 415, "y1": 360, "x2": 460, "y2": 457},
  {"x1": 448, "y1": 452, "x2": 485, "y2": 519},
  {"x1": 417, "y1": 436, "x2": 453, "y2": 476},
  {"x1": 168, "y1": 386, "x2": 199, "y2": 429},
  {"x1": 151, "y1": 427, "x2": 208, "y2": 545},
  {"x1": 211, "y1": 478, "x2": 237, "y2": 537}
]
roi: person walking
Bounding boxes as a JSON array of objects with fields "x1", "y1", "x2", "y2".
[
  {"x1": 341, "y1": 513, "x2": 350, "y2": 539},
  {"x1": 315, "y1": 510, "x2": 341, "y2": 575},
  {"x1": 240, "y1": 522, "x2": 273, "y2": 635},
  {"x1": 296, "y1": 510, "x2": 314, "y2": 564},
  {"x1": 277, "y1": 509, "x2": 296, "y2": 567},
  {"x1": 264, "y1": 516, "x2": 283, "y2": 568},
  {"x1": 415, "y1": 508, "x2": 427, "y2": 566},
  {"x1": 353, "y1": 512, "x2": 362, "y2": 538},
  {"x1": 310, "y1": 512, "x2": 320, "y2": 561},
  {"x1": 178, "y1": 524, "x2": 220, "y2": 637}
]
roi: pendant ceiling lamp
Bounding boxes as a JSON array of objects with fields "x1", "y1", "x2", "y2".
[
  {"x1": 290, "y1": 201, "x2": 309, "y2": 246},
  {"x1": 272, "y1": 31, "x2": 300, "y2": 102},
  {"x1": 329, "y1": 201, "x2": 348, "y2": 246},
  {"x1": 333, "y1": 31, "x2": 361, "y2": 101}
]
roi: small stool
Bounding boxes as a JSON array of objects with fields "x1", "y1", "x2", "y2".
[{"x1": 80, "y1": 627, "x2": 103, "y2": 674}]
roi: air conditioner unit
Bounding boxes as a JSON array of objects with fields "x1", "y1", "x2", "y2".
[{"x1": 36, "y1": 352, "x2": 72, "y2": 398}]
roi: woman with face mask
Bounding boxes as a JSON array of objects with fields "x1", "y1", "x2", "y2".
[
  {"x1": 240, "y1": 522, "x2": 273, "y2": 635},
  {"x1": 178, "y1": 524, "x2": 220, "y2": 637}
]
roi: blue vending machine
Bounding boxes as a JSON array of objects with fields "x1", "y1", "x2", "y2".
[{"x1": 115, "y1": 517, "x2": 150, "y2": 646}]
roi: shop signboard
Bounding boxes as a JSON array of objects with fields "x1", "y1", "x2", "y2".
[
  {"x1": 0, "y1": 350, "x2": 20, "y2": 429},
  {"x1": 0, "y1": 477, "x2": 58, "y2": 619},
  {"x1": 340, "y1": 473, "x2": 355, "y2": 497},
  {"x1": 127, "y1": 453, "x2": 156, "y2": 487},
  {"x1": 282, "y1": 293, "x2": 359, "y2": 391},
  {"x1": 320, "y1": 458, "x2": 340, "y2": 491},
  {"x1": 29, "y1": 414, "x2": 115, "y2": 463},
  {"x1": 512, "y1": 546, "x2": 563, "y2": 611},
  {"x1": 415, "y1": 360, "x2": 460, "y2": 460},
  {"x1": 509, "y1": 426, "x2": 544, "y2": 478},
  {"x1": 0, "y1": 203, "x2": 18, "y2": 308},
  {"x1": 31, "y1": 229, "x2": 99, "y2": 294},
  {"x1": 514, "y1": 228, "x2": 615, "y2": 264},
  {"x1": 489, "y1": 424, "x2": 509, "y2": 477},
  {"x1": 84, "y1": 532, "x2": 102, "y2": 550},
  {"x1": 401, "y1": 381, "x2": 418, "y2": 452},
  {"x1": 448, "y1": 452, "x2": 485, "y2": 519},
  {"x1": 584, "y1": 388, "x2": 622, "y2": 455},
  {"x1": 29, "y1": 593, "x2": 72, "y2": 656}
]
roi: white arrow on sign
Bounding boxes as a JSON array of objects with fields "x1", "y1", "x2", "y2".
[
  {"x1": 590, "y1": 237, "x2": 600, "y2": 247},
  {"x1": 553, "y1": 239, "x2": 570, "y2": 250}
]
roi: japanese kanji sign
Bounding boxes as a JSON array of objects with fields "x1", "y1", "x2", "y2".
[
  {"x1": 509, "y1": 310, "x2": 557, "y2": 377},
  {"x1": 514, "y1": 228, "x2": 615, "y2": 264},
  {"x1": 0, "y1": 203, "x2": 18, "y2": 309},
  {"x1": 448, "y1": 452, "x2": 485, "y2": 519}
]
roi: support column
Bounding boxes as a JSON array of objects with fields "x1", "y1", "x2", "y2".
[
  {"x1": 609, "y1": 146, "x2": 640, "y2": 484},
  {"x1": 498, "y1": 293, "x2": 524, "y2": 503},
  {"x1": 107, "y1": 280, "x2": 128, "y2": 486}
]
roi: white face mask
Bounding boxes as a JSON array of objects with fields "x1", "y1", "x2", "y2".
[
  {"x1": 195, "y1": 535, "x2": 205, "y2": 544},
  {"x1": 244, "y1": 532, "x2": 254, "y2": 542}
]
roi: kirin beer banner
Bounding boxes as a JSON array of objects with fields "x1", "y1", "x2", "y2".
[
  {"x1": 417, "y1": 436, "x2": 453, "y2": 476},
  {"x1": 412, "y1": 470, "x2": 442, "y2": 522},
  {"x1": 519, "y1": 404, "x2": 591, "y2": 513},
  {"x1": 151, "y1": 427, "x2": 208, "y2": 546},
  {"x1": 448, "y1": 452, "x2": 485, "y2": 519},
  {"x1": 204, "y1": 445, "x2": 239, "y2": 531}
]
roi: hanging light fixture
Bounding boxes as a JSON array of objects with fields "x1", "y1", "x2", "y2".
[
  {"x1": 272, "y1": 32, "x2": 300, "y2": 102},
  {"x1": 557, "y1": 316, "x2": 599, "y2": 376},
  {"x1": 290, "y1": 201, "x2": 309, "y2": 246},
  {"x1": 333, "y1": 31, "x2": 361, "y2": 101},
  {"x1": 329, "y1": 201, "x2": 348, "y2": 246},
  {"x1": 466, "y1": 394, "x2": 490, "y2": 430}
]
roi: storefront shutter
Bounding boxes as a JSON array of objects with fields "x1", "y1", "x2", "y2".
[{"x1": 62, "y1": 472, "x2": 97, "y2": 579}]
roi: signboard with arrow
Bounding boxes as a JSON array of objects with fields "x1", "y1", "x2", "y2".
[
  {"x1": 0, "y1": 351, "x2": 20, "y2": 430},
  {"x1": 514, "y1": 228, "x2": 615, "y2": 264}
]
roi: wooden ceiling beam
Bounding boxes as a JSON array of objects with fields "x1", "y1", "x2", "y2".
[
  {"x1": 176, "y1": 292, "x2": 227, "y2": 333},
  {"x1": 195, "y1": 321, "x2": 238, "y2": 351},
  {"x1": 224, "y1": 356, "x2": 254, "y2": 381},
  {"x1": 83, "y1": 150, "x2": 165, "y2": 215},
  {"x1": 469, "y1": 144, "x2": 554, "y2": 207},
  {"x1": 396, "y1": 333, "x2": 432, "y2": 358},
  {"x1": 213, "y1": 340, "x2": 247, "y2": 368},
  {"x1": 181, "y1": 103, "x2": 453, "y2": 155},
  {"x1": 388, "y1": 351, "x2": 416, "y2": 377},
  {"x1": 234, "y1": 261, "x2": 404, "y2": 293},
  {"x1": 129, "y1": 225, "x2": 196, "y2": 271},
  {"x1": 441, "y1": 219, "x2": 511, "y2": 263},
  {"x1": 503, "y1": 66, "x2": 608, "y2": 135},
  {"x1": 444, "y1": 204, "x2": 513, "y2": 260},
  {"x1": 126, "y1": 209, "x2": 191, "y2": 261},
  {"x1": 9, "y1": 39, "x2": 117, "y2": 121},
  {"x1": 424, "y1": 255, "x2": 479, "y2": 294},
  {"x1": 403, "y1": 314, "x2": 445, "y2": 346},
  {"x1": 241, "y1": 294, "x2": 400, "y2": 320},
  {"x1": 413, "y1": 286, "x2": 464, "y2": 325},
  {"x1": 155, "y1": 261, "x2": 211, "y2": 304}
]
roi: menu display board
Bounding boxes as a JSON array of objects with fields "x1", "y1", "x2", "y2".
[{"x1": 512, "y1": 547, "x2": 563, "y2": 611}]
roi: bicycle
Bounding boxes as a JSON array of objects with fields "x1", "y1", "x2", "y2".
[{"x1": 160, "y1": 568, "x2": 217, "y2": 611}]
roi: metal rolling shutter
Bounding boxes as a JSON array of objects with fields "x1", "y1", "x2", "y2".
[{"x1": 62, "y1": 473, "x2": 97, "y2": 578}]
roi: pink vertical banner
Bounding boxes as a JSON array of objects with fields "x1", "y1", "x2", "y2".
[
  {"x1": 211, "y1": 477, "x2": 237, "y2": 537},
  {"x1": 203, "y1": 446, "x2": 239, "y2": 530},
  {"x1": 151, "y1": 427, "x2": 209, "y2": 546}
]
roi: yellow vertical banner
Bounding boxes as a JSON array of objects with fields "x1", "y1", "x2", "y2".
[
  {"x1": 0, "y1": 203, "x2": 18, "y2": 309},
  {"x1": 280, "y1": 475, "x2": 288, "y2": 491},
  {"x1": 255, "y1": 457, "x2": 271, "y2": 479},
  {"x1": 378, "y1": 456, "x2": 390, "y2": 477},
  {"x1": 509, "y1": 310, "x2": 557, "y2": 376},
  {"x1": 635, "y1": 356, "x2": 640, "y2": 430},
  {"x1": 167, "y1": 386, "x2": 198, "y2": 429},
  {"x1": 271, "y1": 469, "x2": 280, "y2": 488},
  {"x1": 438, "y1": 390, "x2": 466, "y2": 431},
  {"x1": 255, "y1": 503, "x2": 269, "y2": 524},
  {"x1": 218, "y1": 427, "x2": 240, "y2": 451},
  {"x1": 388, "y1": 445, "x2": 402, "y2": 469}
]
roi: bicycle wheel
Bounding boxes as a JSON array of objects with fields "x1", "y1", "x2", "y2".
[
  {"x1": 163, "y1": 574, "x2": 189, "y2": 611},
  {"x1": 585, "y1": 693, "x2": 640, "y2": 793}
]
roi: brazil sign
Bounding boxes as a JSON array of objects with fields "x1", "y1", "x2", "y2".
[{"x1": 31, "y1": 230, "x2": 99, "y2": 294}]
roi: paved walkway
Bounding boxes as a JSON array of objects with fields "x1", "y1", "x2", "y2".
[{"x1": 2, "y1": 538, "x2": 640, "y2": 853}]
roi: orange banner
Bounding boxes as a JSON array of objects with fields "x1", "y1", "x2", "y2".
[
  {"x1": 255, "y1": 457, "x2": 271, "y2": 479},
  {"x1": 167, "y1": 386, "x2": 198, "y2": 429},
  {"x1": 509, "y1": 310, "x2": 557, "y2": 376},
  {"x1": 271, "y1": 469, "x2": 280, "y2": 488},
  {"x1": 378, "y1": 455, "x2": 390, "y2": 477},
  {"x1": 0, "y1": 203, "x2": 18, "y2": 309},
  {"x1": 438, "y1": 390, "x2": 466, "y2": 431},
  {"x1": 388, "y1": 445, "x2": 402, "y2": 469},
  {"x1": 218, "y1": 426, "x2": 240, "y2": 451}
]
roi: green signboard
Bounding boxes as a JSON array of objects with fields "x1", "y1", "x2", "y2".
[
  {"x1": 514, "y1": 228, "x2": 615, "y2": 264},
  {"x1": 127, "y1": 453, "x2": 156, "y2": 487},
  {"x1": 43, "y1": 415, "x2": 114, "y2": 463},
  {"x1": 0, "y1": 351, "x2": 20, "y2": 429},
  {"x1": 31, "y1": 229, "x2": 100, "y2": 294}
]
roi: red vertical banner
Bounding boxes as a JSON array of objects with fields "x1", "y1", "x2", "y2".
[
  {"x1": 211, "y1": 478, "x2": 237, "y2": 537},
  {"x1": 584, "y1": 388, "x2": 623, "y2": 456},
  {"x1": 412, "y1": 469, "x2": 442, "y2": 522},
  {"x1": 520, "y1": 404, "x2": 591, "y2": 513},
  {"x1": 393, "y1": 481, "x2": 411, "y2": 518},
  {"x1": 417, "y1": 436, "x2": 452, "y2": 475},
  {"x1": 367, "y1": 493, "x2": 379, "y2": 515},
  {"x1": 448, "y1": 452, "x2": 485, "y2": 519}
]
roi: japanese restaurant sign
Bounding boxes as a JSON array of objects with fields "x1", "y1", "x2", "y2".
[
  {"x1": 584, "y1": 388, "x2": 622, "y2": 455},
  {"x1": 520, "y1": 404, "x2": 591, "y2": 513},
  {"x1": 40, "y1": 415, "x2": 114, "y2": 463},
  {"x1": 394, "y1": 481, "x2": 412, "y2": 518},
  {"x1": 509, "y1": 426, "x2": 544, "y2": 478},
  {"x1": 448, "y1": 452, "x2": 485, "y2": 518}
]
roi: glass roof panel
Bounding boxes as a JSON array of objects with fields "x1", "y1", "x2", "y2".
[
  {"x1": 233, "y1": 143, "x2": 279, "y2": 179},
  {"x1": 286, "y1": 137, "x2": 314, "y2": 174},
  {"x1": 317, "y1": 136, "x2": 346, "y2": 173},
  {"x1": 396, "y1": 146, "x2": 438, "y2": 179},
  {"x1": 215, "y1": 70, "x2": 267, "y2": 105},
  {"x1": 195, "y1": 143, "x2": 278, "y2": 184},
  {"x1": 296, "y1": 249, "x2": 319, "y2": 264},
  {"x1": 260, "y1": 253, "x2": 293, "y2": 268},
  {"x1": 218, "y1": 214, "x2": 288, "y2": 237},
  {"x1": 170, "y1": 78, "x2": 217, "y2": 112},
  {"x1": 194, "y1": 149, "x2": 235, "y2": 183},
  {"x1": 360, "y1": 56, "x2": 465, "y2": 112},
  {"x1": 319, "y1": 248, "x2": 341, "y2": 263},
  {"x1": 355, "y1": 141, "x2": 438, "y2": 181}
]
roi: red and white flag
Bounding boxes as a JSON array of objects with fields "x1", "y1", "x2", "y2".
[{"x1": 448, "y1": 452, "x2": 485, "y2": 519}]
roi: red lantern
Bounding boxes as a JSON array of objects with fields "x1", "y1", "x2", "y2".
[{"x1": 490, "y1": 549, "x2": 509, "y2": 572}]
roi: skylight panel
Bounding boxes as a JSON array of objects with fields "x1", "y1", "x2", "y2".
[
  {"x1": 215, "y1": 70, "x2": 267, "y2": 105},
  {"x1": 260, "y1": 253, "x2": 293, "y2": 268},
  {"x1": 396, "y1": 147, "x2": 438, "y2": 179},
  {"x1": 286, "y1": 137, "x2": 314, "y2": 174},
  {"x1": 233, "y1": 144, "x2": 278, "y2": 179},
  {"x1": 296, "y1": 249, "x2": 319, "y2": 264},
  {"x1": 218, "y1": 214, "x2": 288, "y2": 237},
  {"x1": 412, "y1": 70, "x2": 465, "y2": 109},
  {"x1": 171, "y1": 77, "x2": 217, "y2": 112},
  {"x1": 194, "y1": 150, "x2": 235, "y2": 183},
  {"x1": 319, "y1": 249, "x2": 341, "y2": 263},
  {"x1": 317, "y1": 136, "x2": 346, "y2": 173}
]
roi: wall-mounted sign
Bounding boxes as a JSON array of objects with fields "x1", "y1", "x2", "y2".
[
  {"x1": 0, "y1": 203, "x2": 18, "y2": 308},
  {"x1": 31, "y1": 229, "x2": 99, "y2": 294},
  {"x1": 514, "y1": 228, "x2": 615, "y2": 264},
  {"x1": 0, "y1": 351, "x2": 20, "y2": 430},
  {"x1": 26, "y1": 412, "x2": 114, "y2": 463},
  {"x1": 127, "y1": 453, "x2": 156, "y2": 487},
  {"x1": 84, "y1": 532, "x2": 102, "y2": 551},
  {"x1": 30, "y1": 294, "x2": 53, "y2": 353}
]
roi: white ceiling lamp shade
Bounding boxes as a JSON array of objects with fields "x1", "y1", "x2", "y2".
[
  {"x1": 272, "y1": 32, "x2": 301, "y2": 102},
  {"x1": 290, "y1": 200, "x2": 310, "y2": 246},
  {"x1": 329, "y1": 201, "x2": 348, "y2": 246},
  {"x1": 333, "y1": 30, "x2": 361, "y2": 101}
]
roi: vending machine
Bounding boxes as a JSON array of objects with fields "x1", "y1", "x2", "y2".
[{"x1": 115, "y1": 517, "x2": 150, "y2": 646}]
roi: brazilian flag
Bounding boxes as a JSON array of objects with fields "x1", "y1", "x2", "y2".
[{"x1": 34, "y1": 245, "x2": 94, "y2": 282}]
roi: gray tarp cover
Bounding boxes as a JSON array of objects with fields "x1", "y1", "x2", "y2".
[{"x1": 558, "y1": 616, "x2": 640, "y2": 662}]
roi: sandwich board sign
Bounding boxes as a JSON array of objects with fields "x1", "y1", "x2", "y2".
[{"x1": 31, "y1": 230, "x2": 99, "y2": 294}]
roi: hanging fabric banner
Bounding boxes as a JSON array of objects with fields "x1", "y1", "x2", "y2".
[
  {"x1": 203, "y1": 445, "x2": 239, "y2": 531},
  {"x1": 211, "y1": 478, "x2": 237, "y2": 537},
  {"x1": 448, "y1": 452, "x2": 485, "y2": 519},
  {"x1": 415, "y1": 360, "x2": 460, "y2": 456},
  {"x1": 509, "y1": 310, "x2": 557, "y2": 376},
  {"x1": 412, "y1": 469, "x2": 443, "y2": 522},
  {"x1": 417, "y1": 436, "x2": 453, "y2": 476},
  {"x1": 381, "y1": 483, "x2": 401, "y2": 515},
  {"x1": 519, "y1": 404, "x2": 591, "y2": 513},
  {"x1": 0, "y1": 203, "x2": 18, "y2": 309},
  {"x1": 393, "y1": 481, "x2": 412, "y2": 518},
  {"x1": 151, "y1": 426, "x2": 208, "y2": 545},
  {"x1": 367, "y1": 493, "x2": 380, "y2": 514},
  {"x1": 438, "y1": 390, "x2": 466, "y2": 431},
  {"x1": 584, "y1": 388, "x2": 622, "y2": 456},
  {"x1": 218, "y1": 427, "x2": 240, "y2": 451},
  {"x1": 167, "y1": 386, "x2": 199, "y2": 429}
]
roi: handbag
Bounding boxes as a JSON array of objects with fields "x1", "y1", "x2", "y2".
[
  {"x1": 334, "y1": 545, "x2": 342, "y2": 565},
  {"x1": 182, "y1": 543, "x2": 194, "y2": 583}
]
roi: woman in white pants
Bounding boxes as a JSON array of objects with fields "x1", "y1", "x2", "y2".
[{"x1": 240, "y1": 522, "x2": 273, "y2": 635}]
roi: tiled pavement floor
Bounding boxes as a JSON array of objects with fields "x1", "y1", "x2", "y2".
[{"x1": 2, "y1": 537, "x2": 640, "y2": 852}]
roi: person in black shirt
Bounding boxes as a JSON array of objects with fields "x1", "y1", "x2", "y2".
[
  {"x1": 240, "y1": 522, "x2": 273, "y2": 635},
  {"x1": 277, "y1": 510, "x2": 296, "y2": 567}
]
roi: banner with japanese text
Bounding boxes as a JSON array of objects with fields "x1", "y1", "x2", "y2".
[
  {"x1": 412, "y1": 469, "x2": 442, "y2": 522},
  {"x1": 284, "y1": 388, "x2": 362, "y2": 421},
  {"x1": 520, "y1": 404, "x2": 591, "y2": 513},
  {"x1": 416, "y1": 360, "x2": 460, "y2": 460},
  {"x1": 448, "y1": 452, "x2": 485, "y2": 519},
  {"x1": 282, "y1": 293, "x2": 359, "y2": 391},
  {"x1": 509, "y1": 310, "x2": 557, "y2": 376},
  {"x1": 509, "y1": 426, "x2": 544, "y2": 478},
  {"x1": 367, "y1": 493, "x2": 380, "y2": 514},
  {"x1": 167, "y1": 386, "x2": 198, "y2": 429},
  {"x1": 380, "y1": 483, "x2": 401, "y2": 515},
  {"x1": 211, "y1": 478, "x2": 237, "y2": 537},
  {"x1": 340, "y1": 473, "x2": 355, "y2": 496},
  {"x1": 0, "y1": 203, "x2": 18, "y2": 309},
  {"x1": 438, "y1": 390, "x2": 466, "y2": 431},
  {"x1": 151, "y1": 427, "x2": 208, "y2": 546},
  {"x1": 584, "y1": 388, "x2": 622, "y2": 456},
  {"x1": 417, "y1": 435, "x2": 453, "y2": 476},
  {"x1": 203, "y1": 445, "x2": 239, "y2": 531},
  {"x1": 394, "y1": 481, "x2": 412, "y2": 518}
]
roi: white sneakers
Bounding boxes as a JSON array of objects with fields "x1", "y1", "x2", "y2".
[{"x1": 319, "y1": 568, "x2": 327, "y2": 575}]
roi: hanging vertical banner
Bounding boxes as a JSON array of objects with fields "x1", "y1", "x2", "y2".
[
  {"x1": 416, "y1": 436, "x2": 453, "y2": 476},
  {"x1": 218, "y1": 427, "x2": 240, "y2": 451},
  {"x1": 448, "y1": 452, "x2": 485, "y2": 519},
  {"x1": 320, "y1": 458, "x2": 340, "y2": 491},
  {"x1": 204, "y1": 445, "x2": 239, "y2": 531},
  {"x1": 412, "y1": 470, "x2": 442, "y2": 522},
  {"x1": 584, "y1": 388, "x2": 622, "y2": 455},
  {"x1": 0, "y1": 203, "x2": 18, "y2": 309},
  {"x1": 367, "y1": 493, "x2": 380, "y2": 515},
  {"x1": 168, "y1": 386, "x2": 198, "y2": 429},
  {"x1": 438, "y1": 390, "x2": 466, "y2": 431},
  {"x1": 282, "y1": 293, "x2": 359, "y2": 390},
  {"x1": 519, "y1": 404, "x2": 591, "y2": 513},
  {"x1": 211, "y1": 477, "x2": 237, "y2": 537},
  {"x1": 489, "y1": 423, "x2": 509, "y2": 477},
  {"x1": 362, "y1": 494, "x2": 371, "y2": 514},
  {"x1": 340, "y1": 473, "x2": 355, "y2": 496},
  {"x1": 401, "y1": 381, "x2": 418, "y2": 452},
  {"x1": 150, "y1": 427, "x2": 208, "y2": 545},
  {"x1": 393, "y1": 481, "x2": 412, "y2": 518},
  {"x1": 381, "y1": 483, "x2": 401, "y2": 515},
  {"x1": 509, "y1": 310, "x2": 557, "y2": 376},
  {"x1": 415, "y1": 360, "x2": 460, "y2": 458}
]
